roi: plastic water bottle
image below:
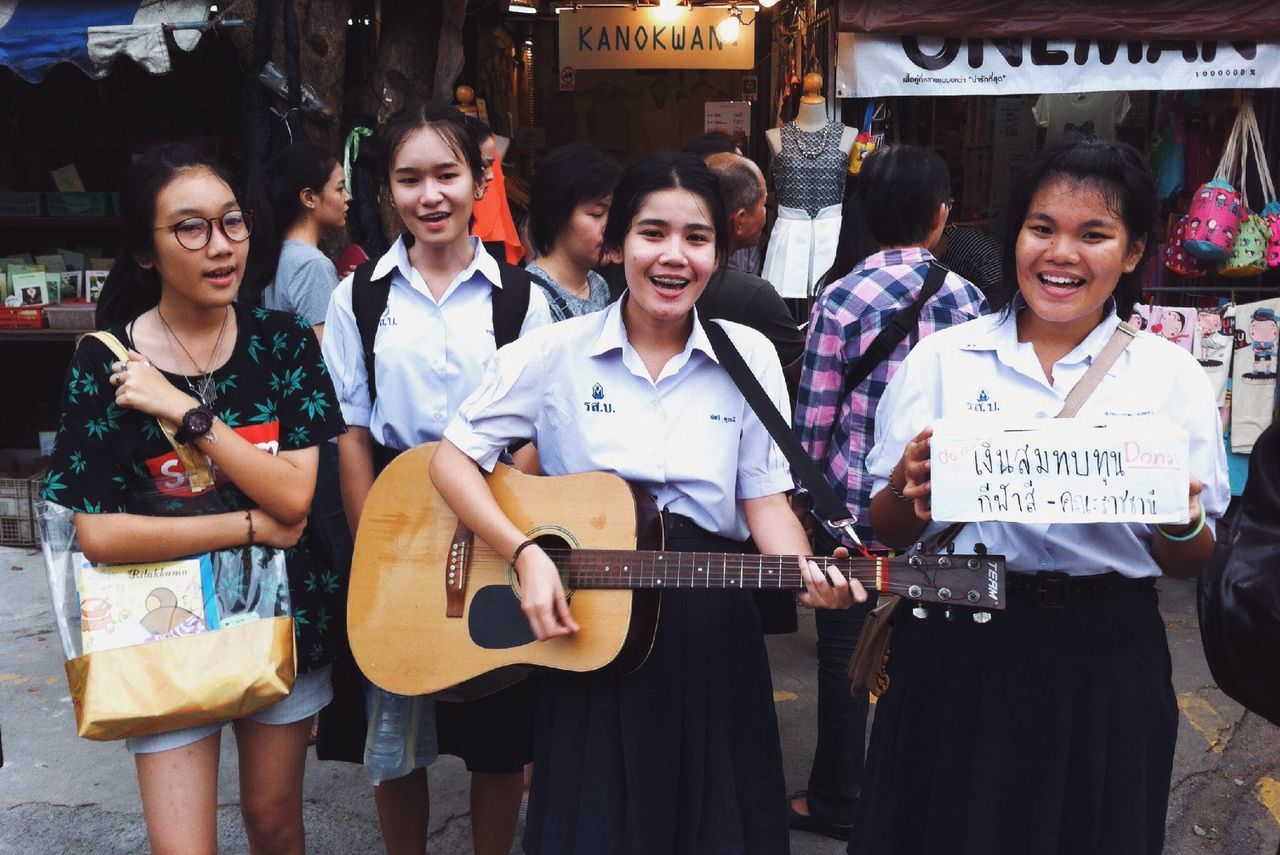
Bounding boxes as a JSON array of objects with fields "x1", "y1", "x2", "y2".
[{"x1": 364, "y1": 686, "x2": 421, "y2": 784}]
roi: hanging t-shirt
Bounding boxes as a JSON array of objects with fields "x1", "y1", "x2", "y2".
[
  {"x1": 1127, "y1": 304, "x2": 1196, "y2": 354},
  {"x1": 1230, "y1": 297, "x2": 1280, "y2": 453},
  {"x1": 1195, "y1": 303, "x2": 1235, "y2": 413},
  {"x1": 1033, "y1": 92, "x2": 1132, "y2": 142}
]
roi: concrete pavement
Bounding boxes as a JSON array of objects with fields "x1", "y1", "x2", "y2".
[{"x1": 2, "y1": 543, "x2": 1278, "y2": 853}]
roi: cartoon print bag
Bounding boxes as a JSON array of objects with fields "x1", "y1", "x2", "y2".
[
  {"x1": 1184, "y1": 104, "x2": 1248, "y2": 260},
  {"x1": 1262, "y1": 201, "x2": 1280, "y2": 268},
  {"x1": 1164, "y1": 215, "x2": 1208, "y2": 278},
  {"x1": 1220, "y1": 103, "x2": 1274, "y2": 278}
]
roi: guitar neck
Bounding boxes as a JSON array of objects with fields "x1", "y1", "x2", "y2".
[{"x1": 558, "y1": 549, "x2": 883, "y2": 593}]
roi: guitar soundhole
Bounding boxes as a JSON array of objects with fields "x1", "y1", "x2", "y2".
[{"x1": 467, "y1": 532, "x2": 576, "y2": 651}]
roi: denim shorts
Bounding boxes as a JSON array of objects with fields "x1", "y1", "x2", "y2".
[{"x1": 125, "y1": 664, "x2": 333, "y2": 755}]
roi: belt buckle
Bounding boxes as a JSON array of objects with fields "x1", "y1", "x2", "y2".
[{"x1": 1037, "y1": 572, "x2": 1071, "y2": 609}]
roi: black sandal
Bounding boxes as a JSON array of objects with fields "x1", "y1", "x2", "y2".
[{"x1": 787, "y1": 790, "x2": 853, "y2": 841}]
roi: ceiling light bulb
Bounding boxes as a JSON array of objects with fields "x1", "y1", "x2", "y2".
[
  {"x1": 716, "y1": 12, "x2": 741, "y2": 43},
  {"x1": 654, "y1": 0, "x2": 686, "y2": 22}
]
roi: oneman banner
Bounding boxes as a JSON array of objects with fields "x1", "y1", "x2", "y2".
[
  {"x1": 836, "y1": 33, "x2": 1280, "y2": 97},
  {"x1": 558, "y1": 7, "x2": 754, "y2": 71}
]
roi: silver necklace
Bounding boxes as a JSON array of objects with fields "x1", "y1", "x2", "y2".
[
  {"x1": 156, "y1": 306, "x2": 229, "y2": 407},
  {"x1": 789, "y1": 120, "x2": 835, "y2": 158}
]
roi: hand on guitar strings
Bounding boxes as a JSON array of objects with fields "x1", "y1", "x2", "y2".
[
  {"x1": 797, "y1": 548, "x2": 864, "y2": 610},
  {"x1": 516, "y1": 542, "x2": 581, "y2": 640}
]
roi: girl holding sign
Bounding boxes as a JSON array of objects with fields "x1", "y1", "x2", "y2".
[{"x1": 854, "y1": 137, "x2": 1229, "y2": 855}]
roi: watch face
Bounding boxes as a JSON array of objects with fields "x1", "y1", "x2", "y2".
[{"x1": 184, "y1": 408, "x2": 214, "y2": 435}]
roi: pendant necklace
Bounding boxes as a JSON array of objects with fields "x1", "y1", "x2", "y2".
[{"x1": 156, "y1": 305, "x2": 230, "y2": 407}]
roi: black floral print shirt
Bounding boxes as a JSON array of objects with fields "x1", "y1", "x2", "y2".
[{"x1": 42, "y1": 304, "x2": 347, "y2": 672}]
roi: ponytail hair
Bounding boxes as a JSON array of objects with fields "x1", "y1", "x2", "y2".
[
  {"x1": 96, "y1": 144, "x2": 239, "y2": 329},
  {"x1": 241, "y1": 142, "x2": 340, "y2": 303}
]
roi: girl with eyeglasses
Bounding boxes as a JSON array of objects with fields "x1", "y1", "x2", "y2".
[{"x1": 44, "y1": 143, "x2": 345, "y2": 855}]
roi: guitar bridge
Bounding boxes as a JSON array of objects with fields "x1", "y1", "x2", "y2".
[{"x1": 446, "y1": 519, "x2": 474, "y2": 618}]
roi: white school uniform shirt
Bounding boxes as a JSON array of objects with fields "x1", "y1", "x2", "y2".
[
  {"x1": 321, "y1": 236, "x2": 551, "y2": 449},
  {"x1": 444, "y1": 299, "x2": 794, "y2": 542},
  {"x1": 865, "y1": 296, "x2": 1230, "y2": 579}
]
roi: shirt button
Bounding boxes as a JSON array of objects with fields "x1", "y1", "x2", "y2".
[
  {"x1": 1034, "y1": 411, "x2": 1049, "y2": 418},
  {"x1": 1039, "y1": 559, "x2": 1050, "y2": 567},
  {"x1": 435, "y1": 412, "x2": 446, "y2": 421}
]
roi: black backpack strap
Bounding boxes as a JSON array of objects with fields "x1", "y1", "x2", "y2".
[
  {"x1": 702, "y1": 319, "x2": 856, "y2": 538},
  {"x1": 351, "y1": 259, "x2": 393, "y2": 406},
  {"x1": 838, "y1": 261, "x2": 949, "y2": 405},
  {"x1": 493, "y1": 262, "x2": 533, "y2": 348},
  {"x1": 525, "y1": 268, "x2": 573, "y2": 321}
]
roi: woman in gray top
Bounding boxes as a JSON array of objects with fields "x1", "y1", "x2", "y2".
[
  {"x1": 525, "y1": 142, "x2": 620, "y2": 321},
  {"x1": 247, "y1": 142, "x2": 350, "y2": 339}
]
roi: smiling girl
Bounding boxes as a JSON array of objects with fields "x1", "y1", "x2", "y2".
[
  {"x1": 429, "y1": 152, "x2": 863, "y2": 854},
  {"x1": 44, "y1": 144, "x2": 345, "y2": 855},
  {"x1": 320, "y1": 100, "x2": 550, "y2": 855},
  {"x1": 854, "y1": 137, "x2": 1230, "y2": 854}
]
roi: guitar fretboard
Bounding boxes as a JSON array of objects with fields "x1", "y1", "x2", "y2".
[{"x1": 555, "y1": 549, "x2": 884, "y2": 592}]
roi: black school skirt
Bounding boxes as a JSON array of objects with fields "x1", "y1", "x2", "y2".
[
  {"x1": 522, "y1": 527, "x2": 790, "y2": 855},
  {"x1": 850, "y1": 578, "x2": 1178, "y2": 855}
]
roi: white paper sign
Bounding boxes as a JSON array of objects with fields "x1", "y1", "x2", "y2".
[
  {"x1": 929, "y1": 417, "x2": 1190, "y2": 524},
  {"x1": 704, "y1": 101, "x2": 750, "y2": 139},
  {"x1": 836, "y1": 34, "x2": 1280, "y2": 97}
]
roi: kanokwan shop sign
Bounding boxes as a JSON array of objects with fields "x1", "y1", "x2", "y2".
[
  {"x1": 836, "y1": 34, "x2": 1280, "y2": 97},
  {"x1": 558, "y1": 7, "x2": 754, "y2": 71}
]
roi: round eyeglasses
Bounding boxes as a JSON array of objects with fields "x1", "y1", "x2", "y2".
[{"x1": 154, "y1": 210, "x2": 253, "y2": 250}]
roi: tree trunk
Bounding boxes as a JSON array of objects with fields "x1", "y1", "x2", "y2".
[
  {"x1": 230, "y1": 0, "x2": 351, "y2": 150},
  {"x1": 433, "y1": 0, "x2": 468, "y2": 102}
]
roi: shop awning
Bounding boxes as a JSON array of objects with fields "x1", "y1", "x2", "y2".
[
  {"x1": 0, "y1": 0, "x2": 208, "y2": 84},
  {"x1": 836, "y1": 0, "x2": 1280, "y2": 40}
]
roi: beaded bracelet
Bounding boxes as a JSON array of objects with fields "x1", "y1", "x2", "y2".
[{"x1": 1155, "y1": 505, "x2": 1206, "y2": 543}]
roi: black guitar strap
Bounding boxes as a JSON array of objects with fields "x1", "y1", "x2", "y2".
[{"x1": 702, "y1": 319, "x2": 856, "y2": 539}]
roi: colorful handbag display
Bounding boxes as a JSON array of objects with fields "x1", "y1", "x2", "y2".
[
  {"x1": 1219, "y1": 100, "x2": 1276, "y2": 278},
  {"x1": 1184, "y1": 103, "x2": 1252, "y2": 261}
]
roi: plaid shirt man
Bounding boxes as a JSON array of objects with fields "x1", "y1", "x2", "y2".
[{"x1": 795, "y1": 247, "x2": 987, "y2": 549}]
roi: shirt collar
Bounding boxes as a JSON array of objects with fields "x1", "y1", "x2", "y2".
[
  {"x1": 373, "y1": 235, "x2": 501, "y2": 291},
  {"x1": 963, "y1": 293, "x2": 1122, "y2": 366},
  {"x1": 852, "y1": 246, "x2": 934, "y2": 275},
  {"x1": 587, "y1": 295, "x2": 717, "y2": 363}
]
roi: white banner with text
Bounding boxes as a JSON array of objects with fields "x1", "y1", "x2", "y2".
[
  {"x1": 836, "y1": 33, "x2": 1280, "y2": 97},
  {"x1": 929, "y1": 417, "x2": 1190, "y2": 525}
]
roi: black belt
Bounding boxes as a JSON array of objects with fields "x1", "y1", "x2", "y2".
[{"x1": 1005, "y1": 571, "x2": 1155, "y2": 609}]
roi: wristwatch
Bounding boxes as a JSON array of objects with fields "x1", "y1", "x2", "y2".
[{"x1": 174, "y1": 405, "x2": 215, "y2": 445}]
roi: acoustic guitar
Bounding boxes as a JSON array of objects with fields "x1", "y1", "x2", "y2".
[{"x1": 348, "y1": 443, "x2": 1007, "y2": 696}]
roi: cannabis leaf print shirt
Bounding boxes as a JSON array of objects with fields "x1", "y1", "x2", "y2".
[{"x1": 43, "y1": 304, "x2": 347, "y2": 672}]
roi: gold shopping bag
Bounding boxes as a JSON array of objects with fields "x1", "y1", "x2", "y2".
[{"x1": 64, "y1": 616, "x2": 295, "y2": 741}]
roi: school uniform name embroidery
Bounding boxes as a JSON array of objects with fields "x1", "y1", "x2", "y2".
[
  {"x1": 967, "y1": 388, "x2": 1000, "y2": 412},
  {"x1": 584, "y1": 383, "x2": 615, "y2": 413},
  {"x1": 378, "y1": 307, "x2": 397, "y2": 327},
  {"x1": 709, "y1": 414, "x2": 737, "y2": 423}
]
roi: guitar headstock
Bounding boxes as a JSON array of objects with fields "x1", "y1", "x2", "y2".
[{"x1": 884, "y1": 551, "x2": 1006, "y2": 611}]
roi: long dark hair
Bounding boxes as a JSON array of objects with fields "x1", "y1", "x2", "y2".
[
  {"x1": 993, "y1": 136, "x2": 1157, "y2": 316},
  {"x1": 602, "y1": 152, "x2": 729, "y2": 269},
  {"x1": 96, "y1": 145, "x2": 239, "y2": 329},
  {"x1": 242, "y1": 142, "x2": 339, "y2": 302}
]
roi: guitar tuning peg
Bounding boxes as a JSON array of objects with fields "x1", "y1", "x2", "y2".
[
  {"x1": 911, "y1": 606, "x2": 928, "y2": 620},
  {"x1": 972, "y1": 611, "x2": 992, "y2": 624},
  {"x1": 973, "y1": 542, "x2": 988, "y2": 556},
  {"x1": 944, "y1": 607, "x2": 955, "y2": 622},
  {"x1": 946, "y1": 542, "x2": 956, "y2": 555},
  {"x1": 914, "y1": 542, "x2": 925, "y2": 553}
]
